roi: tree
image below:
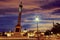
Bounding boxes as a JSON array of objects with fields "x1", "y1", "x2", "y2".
[
  {"x1": 44, "y1": 30, "x2": 51, "y2": 35},
  {"x1": 51, "y1": 23, "x2": 60, "y2": 34}
]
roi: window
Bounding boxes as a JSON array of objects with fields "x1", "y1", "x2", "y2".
[{"x1": 16, "y1": 28, "x2": 20, "y2": 32}]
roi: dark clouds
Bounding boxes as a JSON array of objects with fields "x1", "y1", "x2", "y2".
[
  {"x1": 0, "y1": 0, "x2": 10, "y2": 2},
  {"x1": 23, "y1": 8, "x2": 40, "y2": 13},
  {"x1": 0, "y1": 0, "x2": 60, "y2": 31},
  {"x1": 41, "y1": 0, "x2": 60, "y2": 10},
  {"x1": 51, "y1": 9, "x2": 60, "y2": 15},
  {"x1": 42, "y1": 18, "x2": 60, "y2": 20},
  {"x1": 22, "y1": 24, "x2": 31, "y2": 29},
  {"x1": 0, "y1": 16, "x2": 18, "y2": 32},
  {"x1": 0, "y1": 8, "x2": 18, "y2": 15}
]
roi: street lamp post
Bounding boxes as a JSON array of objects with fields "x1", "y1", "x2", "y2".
[{"x1": 35, "y1": 16, "x2": 40, "y2": 40}]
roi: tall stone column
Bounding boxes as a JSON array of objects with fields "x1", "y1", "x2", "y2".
[{"x1": 14, "y1": 1, "x2": 23, "y2": 36}]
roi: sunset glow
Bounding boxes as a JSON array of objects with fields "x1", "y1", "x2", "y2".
[{"x1": 0, "y1": 0, "x2": 60, "y2": 32}]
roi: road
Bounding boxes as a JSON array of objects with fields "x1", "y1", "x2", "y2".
[{"x1": 0, "y1": 35, "x2": 60, "y2": 40}]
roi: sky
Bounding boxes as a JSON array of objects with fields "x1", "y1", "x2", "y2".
[{"x1": 0, "y1": 0, "x2": 60, "y2": 32}]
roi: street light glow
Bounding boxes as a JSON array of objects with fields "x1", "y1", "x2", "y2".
[
  {"x1": 7, "y1": 33, "x2": 11, "y2": 37},
  {"x1": 35, "y1": 16, "x2": 39, "y2": 22}
]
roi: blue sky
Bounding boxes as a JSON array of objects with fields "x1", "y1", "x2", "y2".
[{"x1": 0, "y1": 0, "x2": 60, "y2": 32}]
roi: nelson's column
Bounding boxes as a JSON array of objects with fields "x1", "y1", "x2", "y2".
[{"x1": 14, "y1": 1, "x2": 23, "y2": 36}]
